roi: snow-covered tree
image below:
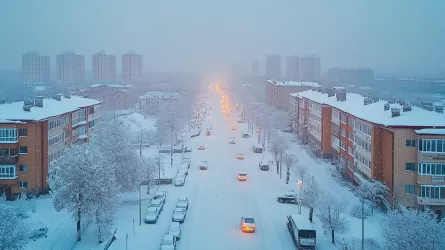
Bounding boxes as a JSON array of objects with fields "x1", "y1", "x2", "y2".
[
  {"x1": 0, "y1": 204, "x2": 29, "y2": 250},
  {"x1": 14, "y1": 193, "x2": 31, "y2": 218},
  {"x1": 92, "y1": 120, "x2": 140, "y2": 192},
  {"x1": 317, "y1": 193, "x2": 350, "y2": 244},
  {"x1": 382, "y1": 208, "x2": 445, "y2": 250},
  {"x1": 50, "y1": 143, "x2": 117, "y2": 242},
  {"x1": 283, "y1": 153, "x2": 298, "y2": 184},
  {"x1": 301, "y1": 175, "x2": 320, "y2": 223},
  {"x1": 356, "y1": 179, "x2": 389, "y2": 214},
  {"x1": 268, "y1": 108, "x2": 291, "y2": 130},
  {"x1": 269, "y1": 131, "x2": 288, "y2": 174}
]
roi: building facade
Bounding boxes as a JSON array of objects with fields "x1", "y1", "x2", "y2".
[
  {"x1": 265, "y1": 80, "x2": 320, "y2": 110},
  {"x1": 265, "y1": 54, "x2": 281, "y2": 80},
  {"x1": 0, "y1": 95, "x2": 101, "y2": 199},
  {"x1": 290, "y1": 89, "x2": 445, "y2": 218},
  {"x1": 75, "y1": 84, "x2": 135, "y2": 111},
  {"x1": 327, "y1": 68, "x2": 375, "y2": 86},
  {"x1": 137, "y1": 91, "x2": 180, "y2": 115},
  {"x1": 56, "y1": 52, "x2": 85, "y2": 84},
  {"x1": 92, "y1": 51, "x2": 117, "y2": 81},
  {"x1": 122, "y1": 52, "x2": 143, "y2": 82},
  {"x1": 22, "y1": 52, "x2": 50, "y2": 83},
  {"x1": 299, "y1": 55, "x2": 321, "y2": 82},
  {"x1": 286, "y1": 55, "x2": 300, "y2": 81}
]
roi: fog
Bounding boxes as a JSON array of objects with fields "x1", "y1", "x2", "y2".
[{"x1": 0, "y1": 0, "x2": 444, "y2": 75}]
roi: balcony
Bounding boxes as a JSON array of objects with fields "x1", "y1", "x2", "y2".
[
  {"x1": 417, "y1": 152, "x2": 445, "y2": 163},
  {"x1": 417, "y1": 196, "x2": 445, "y2": 206},
  {"x1": 417, "y1": 174, "x2": 445, "y2": 185},
  {"x1": 0, "y1": 155, "x2": 18, "y2": 164}
]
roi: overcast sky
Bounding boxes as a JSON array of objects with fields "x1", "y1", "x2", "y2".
[{"x1": 1, "y1": 0, "x2": 444, "y2": 76}]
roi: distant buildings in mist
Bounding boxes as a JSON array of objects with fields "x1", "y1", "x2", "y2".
[{"x1": 21, "y1": 51, "x2": 144, "y2": 84}]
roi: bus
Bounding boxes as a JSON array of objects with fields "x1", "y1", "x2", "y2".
[{"x1": 287, "y1": 214, "x2": 316, "y2": 249}]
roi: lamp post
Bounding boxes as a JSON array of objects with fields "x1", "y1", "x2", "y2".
[
  {"x1": 297, "y1": 179, "x2": 303, "y2": 214},
  {"x1": 181, "y1": 134, "x2": 185, "y2": 160}
]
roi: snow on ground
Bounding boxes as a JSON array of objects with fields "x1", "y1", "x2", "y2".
[{"x1": 118, "y1": 112, "x2": 157, "y2": 133}]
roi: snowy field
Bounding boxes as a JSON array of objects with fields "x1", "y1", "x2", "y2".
[{"x1": 22, "y1": 89, "x2": 383, "y2": 250}]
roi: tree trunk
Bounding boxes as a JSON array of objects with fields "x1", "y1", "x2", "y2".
[
  {"x1": 309, "y1": 207, "x2": 314, "y2": 223},
  {"x1": 97, "y1": 214, "x2": 104, "y2": 244},
  {"x1": 331, "y1": 229, "x2": 335, "y2": 244},
  {"x1": 275, "y1": 153, "x2": 279, "y2": 174},
  {"x1": 77, "y1": 207, "x2": 81, "y2": 241}
]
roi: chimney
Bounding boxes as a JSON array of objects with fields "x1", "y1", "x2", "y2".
[
  {"x1": 424, "y1": 105, "x2": 434, "y2": 111},
  {"x1": 336, "y1": 92, "x2": 346, "y2": 102},
  {"x1": 421, "y1": 100, "x2": 433, "y2": 107},
  {"x1": 388, "y1": 99, "x2": 396, "y2": 104},
  {"x1": 36, "y1": 96, "x2": 44, "y2": 100},
  {"x1": 364, "y1": 97, "x2": 373, "y2": 105},
  {"x1": 63, "y1": 93, "x2": 71, "y2": 99},
  {"x1": 434, "y1": 105, "x2": 443, "y2": 113},
  {"x1": 34, "y1": 99, "x2": 43, "y2": 107},
  {"x1": 372, "y1": 97, "x2": 379, "y2": 103},
  {"x1": 399, "y1": 99, "x2": 406, "y2": 106},
  {"x1": 23, "y1": 105, "x2": 31, "y2": 112},
  {"x1": 384, "y1": 103, "x2": 390, "y2": 111},
  {"x1": 24, "y1": 99, "x2": 34, "y2": 106},
  {"x1": 52, "y1": 94, "x2": 62, "y2": 101},
  {"x1": 403, "y1": 105, "x2": 412, "y2": 112},
  {"x1": 391, "y1": 108, "x2": 401, "y2": 117},
  {"x1": 327, "y1": 92, "x2": 335, "y2": 97}
]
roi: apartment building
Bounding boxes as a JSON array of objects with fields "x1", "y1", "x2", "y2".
[
  {"x1": 286, "y1": 55, "x2": 300, "y2": 81},
  {"x1": 75, "y1": 84, "x2": 135, "y2": 111},
  {"x1": 291, "y1": 89, "x2": 445, "y2": 218},
  {"x1": 136, "y1": 91, "x2": 180, "y2": 115},
  {"x1": 56, "y1": 52, "x2": 85, "y2": 84},
  {"x1": 299, "y1": 55, "x2": 321, "y2": 82},
  {"x1": 92, "y1": 51, "x2": 117, "y2": 81},
  {"x1": 265, "y1": 54, "x2": 281, "y2": 80},
  {"x1": 22, "y1": 52, "x2": 50, "y2": 83},
  {"x1": 265, "y1": 80, "x2": 320, "y2": 110},
  {"x1": 0, "y1": 94, "x2": 101, "y2": 199},
  {"x1": 122, "y1": 52, "x2": 143, "y2": 83}
]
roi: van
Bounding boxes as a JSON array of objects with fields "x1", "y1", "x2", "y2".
[{"x1": 286, "y1": 214, "x2": 316, "y2": 249}]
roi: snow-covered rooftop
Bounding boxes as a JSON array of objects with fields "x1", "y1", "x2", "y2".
[
  {"x1": 0, "y1": 95, "x2": 101, "y2": 121},
  {"x1": 291, "y1": 90, "x2": 445, "y2": 127},
  {"x1": 138, "y1": 91, "x2": 181, "y2": 100},
  {"x1": 90, "y1": 84, "x2": 132, "y2": 88},
  {"x1": 267, "y1": 79, "x2": 320, "y2": 87},
  {"x1": 415, "y1": 129, "x2": 445, "y2": 135}
]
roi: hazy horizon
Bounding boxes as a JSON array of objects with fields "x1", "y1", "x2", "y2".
[{"x1": 1, "y1": 0, "x2": 444, "y2": 76}]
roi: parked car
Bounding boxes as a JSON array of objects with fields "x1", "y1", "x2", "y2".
[
  {"x1": 277, "y1": 191, "x2": 298, "y2": 203},
  {"x1": 153, "y1": 191, "x2": 167, "y2": 204},
  {"x1": 252, "y1": 145, "x2": 262, "y2": 153},
  {"x1": 181, "y1": 157, "x2": 191, "y2": 168},
  {"x1": 28, "y1": 223, "x2": 48, "y2": 241},
  {"x1": 160, "y1": 234, "x2": 177, "y2": 250},
  {"x1": 176, "y1": 196, "x2": 189, "y2": 210},
  {"x1": 145, "y1": 207, "x2": 160, "y2": 223},
  {"x1": 168, "y1": 222, "x2": 181, "y2": 241},
  {"x1": 172, "y1": 207, "x2": 187, "y2": 223},
  {"x1": 259, "y1": 161, "x2": 269, "y2": 171},
  {"x1": 178, "y1": 166, "x2": 188, "y2": 176},
  {"x1": 240, "y1": 217, "x2": 256, "y2": 233},
  {"x1": 242, "y1": 133, "x2": 250, "y2": 138},
  {"x1": 199, "y1": 160, "x2": 208, "y2": 170},
  {"x1": 174, "y1": 176, "x2": 185, "y2": 187},
  {"x1": 184, "y1": 146, "x2": 192, "y2": 153},
  {"x1": 148, "y1": 199, "x2": 164, "y2": 212}
]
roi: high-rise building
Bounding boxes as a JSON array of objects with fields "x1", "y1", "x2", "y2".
[
  {"x1": 231, "y1": 63, "x2": 245, "y2": 84},
  {"x1": 265, "y1": 55, "x2": 281, "y2": 80},
  {"x1": 286, "y1": 55, "x2": 300, "y2": 81},
  {"x1": 56, "y1": 52, "x2": 85, "y2": 84},
  {"x1": 92, "y1": 51, "x2": 116, "y2": 81},
  {"x1": 251, "y1": 60, "x2": 259, "y2": 76},
  {"x1": 122, "y1": 52, "x2": 143, "y2": 82},
  {"x1": 300, "y1": 55, "x2": 321, "y2": 82},
  {"x1": 22, "y1": 52, "x2": 50, "y2": 83}
]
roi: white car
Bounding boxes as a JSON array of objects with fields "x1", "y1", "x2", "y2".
[
  {"x1": 199, "y1": 160, "x2": 208, "y2": 170},
  {"x1": 181, "y1": 157, "x2": 191, "y2": 167},
  {"x1": 168, "y1": 222, "x2": 181, "y2": 241},
  {"x1": 178, "y1": 167, "x2": 188, "y2": 176},
  {"x1": 174, "y1": 176, "x2": 185, "y2": 187},
  {"x1": 152, "y1": 191, "x2": 167, "y2": 204},
  {"x1": 148, "y1": 199, "x2": 164, "y2": 212},
  {"x1": 172, "y1": 207, "x2": 187, "y2": 223},
  {"x1": 144, "y1": 207, "x2": 160, "y2": 224},
  {"x1": 176, "y1": 196, "x2": 189, "y2": 210},
  {"x1": 160, "y1": 234, "x2": 177, "y2": 250},
  {"x1": 229, "y1": 137, "x2": 236, "y2": 144}
]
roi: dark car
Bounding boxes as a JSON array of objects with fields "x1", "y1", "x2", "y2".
[
  {"x1": 252, "y1": 145, "x2": 262, "y2": 153},
  {"x1": 277, "y1": 192, "x2": 298, "y2": 203},
  {"x1": 242, "y1": 133, "x2": 250, "y2": 138},
  {"x1": 28, "y1": 225, "x2": 48, "y2": 241},
  {"x1": 259, "y1": 162, "x2": 269, "y2": 171}
]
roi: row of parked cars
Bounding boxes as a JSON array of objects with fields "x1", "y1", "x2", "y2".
[
  {"x1": 174, "y1": 157, "x2": 191, "y2": 186},
  {"x1": 160, "y1": 196, "x2": 190, "y2": 250}
]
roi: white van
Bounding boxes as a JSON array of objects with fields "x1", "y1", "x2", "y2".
[{"x1": 286, "y1": 214, "x2": 316, "y2": 249}]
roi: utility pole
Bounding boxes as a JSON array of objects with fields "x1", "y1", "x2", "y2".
[
  {"x1": 361, "y1": 198, "x2": 365, "y2": 250},
  {"x1": 157, "y1": 156, "x2": 161, "y2": 190},
  {"x1": 138, "y1": 183, "x2": 141, "y2": 226}
]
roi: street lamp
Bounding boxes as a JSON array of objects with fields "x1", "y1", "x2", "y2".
[
  {"x1": 297, "y1": 180, "x2": 303, "y2": 214},
  {"x1": 181, "y1": 134, "x2": 185, "y2": 160}
]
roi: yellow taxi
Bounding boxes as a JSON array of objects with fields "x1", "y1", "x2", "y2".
[
  {"x1": 236, "y1": 153, "x2": 244, "y2": 160},
  {"x1": 237, "y1": 172, "x2": 248, "y2": 181},
  {"x1": 231, "y1": 125, "x2": 237, "y2": 130},
  {"x1": 240, "y1": 217, "x2": 256, "y2": 233}
]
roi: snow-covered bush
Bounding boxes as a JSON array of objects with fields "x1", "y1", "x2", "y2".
[
  {"x1": 0, "y1": 204, "x2": 29, "y2": 250},
  {"x1": 382, "y1": 208, "x2": 445, "y2": 250},
  {"x1": 349, "y1": 204, "x2": 371, "y2": 219},
  {"x1": 356, "y1": 179, "x2": 389, "y2": 214},
  {"x1": 317, "y1": 193, "x2": 350, "y2": 244},
  {"x1": 14, "y1": 193, "x2": 31, "y2": 218},
  {"x1": 338, "y1": 237, "x2": 381, "y2": 250}
]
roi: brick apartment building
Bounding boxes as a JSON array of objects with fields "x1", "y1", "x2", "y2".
[
  {"x1": 0, "y1": 94, "x2": 101, "y2": 199},
  {"x1": 75, "y1": 84, "x2": 135, "y2": 111},
  {"x1": 290, "y1": 88, "x2": 445, "y2": 218},
  {"x1": 136, "y1": 91, "x2": 181, "y2": 116},
  {"x1": 265, "y1": 80, "x2": 320, "y2": 110}
]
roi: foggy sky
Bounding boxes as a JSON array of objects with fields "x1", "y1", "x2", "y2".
[{"x1": 0, "y1": 0, "x2": 444, "y2": 76}]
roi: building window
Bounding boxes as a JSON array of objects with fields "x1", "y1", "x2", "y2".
[
  {"x1": 18, "y1": 128, "x2": 28, "y2": 137},
  {"x1": 340, "y1": 113, "x2": 347, "y2": 123},
  {"x1": 19, "y1": 164, "x2": 29, "y2": 172},
  {"x1": 348, "y1": 146, "x2": 353, "y2": 156},
  {"x1": 348, "y1": 131, "x2": 354, "y2": 141},
  {"x1": 348, "y1": 117, "x2": 355, "y2": 127},
  {"x1": 0, "y1": 165, "x2": 16, "y2": 179},
  {"x1": 19, "y1": 181, "x2": 28, "y2": 188},
  {"x1": 340, "y1": 141, "x2": 346, "y2": 150},
  {"x1": 418, "y1": 139, "x2": 445, "y2": 153},
  {"x1": 0, "y1": 128, "x2": 18, "y2": 142},
  {"x1": 418, "y1": 163, "x2": 445, "y2": 176},
  {"x1": 405, "y1": 185, "x2": 416, "y2": 194},
  {"x1": 420, "y1": 185, "x2": 445, "y2": 199},
  {"x1": 405, "y1": 163, "x2": 416, "y2": 171},
  {"x1": 341, "y1": 127, "x2": 346, "y2": 137},
  {"x1": 405, "y1": 139, "x2": 416, "y2": 147},
  {"x1": 19, "y1": 146, "x2": 28, "y2": 154}
]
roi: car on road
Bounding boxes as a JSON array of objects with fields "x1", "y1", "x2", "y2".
[
  {"x1": 176, "y1": 196, "x2": 189, "y2": 210},
  {"x1": 236, "y1": 153, "x2": 244, "y2": 160},
  {"x1": 242, "y1": 133, "x2": 250, "y2": 138},
  {"x1": 199, "y1": 160, "x2": 208, "y2": 170},
  {"x1": 240, "y1": 217, "x2": 256, "y2": 233},
  {"x1": 145, "y1": 207, "x2": 160, "y2": 224},
  {"x1": 259, "y1": 161, "x2": 269, "y2": 171},
  {"x1": 149, "y1": 198, "x2": 164, "y2": 212},
  {"x1": 237, "y1": 119, "x2": 244, "y2": 123},
  {"x1": 184, "y1": 146, "x2": 192, "y2": 153},
  {"x1": 252, "y1": 145, "x2": 263, "y2": 153},
  {"x1": 153, "y1": 191, "x2": 167, "y2": 204},
  {"x1": 229, "y1": 137, "x2": 236, "y2": 144},
  {"x1": 172, "y1": 207, "x2": 187, "y2": 223},
  {"x1": 168, "y1": 222, "x2": 181, "y2": 241},
  {"x1": 160, "y1": 234, "x2": 177, "y2": 250},
  {"x1": 277, "y1": 191, "x2": 298, "y2": 203},
  {"x1": 197, "y1": 145, "x2": 206, "y2": 150},
  {"x1": 232, "y1": 125, "x2": 237, "y2": 130},
  {"x1": 206, "y1": 130, "x2": 211, "y2": 136},
  {"x1": 237, "y1": 172, "x2": 248, "y2": 181}
]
